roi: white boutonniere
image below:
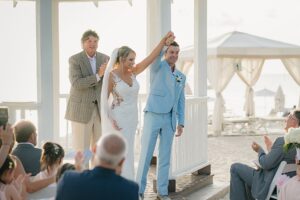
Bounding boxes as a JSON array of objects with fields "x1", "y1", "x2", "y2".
[{"x1": 175, "y1": 74, "x2": 182, "y2": 82}]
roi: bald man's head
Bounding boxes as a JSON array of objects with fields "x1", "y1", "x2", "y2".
[{"x1": 96, "y1": 134, "x2": 127, "y2": 168}]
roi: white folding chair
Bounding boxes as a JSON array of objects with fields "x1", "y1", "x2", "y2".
[{"x1": 265, "y1": 161, "x2": 297, "y2": 200}]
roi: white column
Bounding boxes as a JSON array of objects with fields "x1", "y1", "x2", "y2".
[
  {"x1": 146, "y1": 0, "x2": 171, "y2": 91},
  {"x1": 36, "y1": 0, "x2": 59, "y2": 144},
  {"x1": 194, "y1": 0, "x2": 207, "y2": 97},
  {"x1": 194, "y1": 0, "x2": 209, "y2": 168},
  {"x1": 52, "y1": 0, "x2": 60, "y2": 143}
]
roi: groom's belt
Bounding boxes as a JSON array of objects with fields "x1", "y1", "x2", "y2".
[{"x1": 92, "y1": 100, "x2": 98, "y2": 105}]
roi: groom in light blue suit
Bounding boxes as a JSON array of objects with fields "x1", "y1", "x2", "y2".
[{"x1": 136, "y1": 41, "x2": 185, "y2": 200}]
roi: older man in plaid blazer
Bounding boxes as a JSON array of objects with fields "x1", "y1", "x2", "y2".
[{"x1": 65, "y1": 30, "x2": 109, "y2": 152}]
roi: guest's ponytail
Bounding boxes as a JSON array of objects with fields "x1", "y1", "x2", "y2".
[{"x1": 41, "y1": 142, "x2": 64, "y2": 171}]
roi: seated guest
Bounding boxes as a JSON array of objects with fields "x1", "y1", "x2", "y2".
[
  {"x1": 12, "y1": 150, "x2": 56, "y2": 194},
  {"x1": 0, "y1": 124, "x2": 56, "y2": 194},
  {"x1": 278, "y1": 159, "x2": 300, "y2": 200},
  {"x1": 56, "y1": 134, "x2": 139, "y2": 200},
  {"x1": 230, "y1": 109, "x2": 300, "y2": 200},
  {"x1": 56, "y1": 163, "x2": 75, "y2": 183},
  {"x1": 28, "y1": 142, "x2": 64, "y2": 200},
  {"x1": 0, "y1": 155, "x2": 26, "y2": 200},
  {"x1": 12, "y1": 120, "x2": 42, "y2": 176},
  {"x1": 56, "y1": 151, "x2": 84, "y2": 182},
  {"x1": 34, "y1": 142, "x2": 65, "y2": 180},
  {"x1": 278, "y1": 128, "x2": 300, "y2": 200}
]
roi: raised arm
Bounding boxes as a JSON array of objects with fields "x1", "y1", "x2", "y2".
[
  {"x1": 25, "y1": 175, "x2": 56, "y2": 193},
  {"x1": 257, "y1": 137, "x2": 284, "y2": 170},
  {"x1": 133, "y1": 31, "x2": 174, "y2": 75}
]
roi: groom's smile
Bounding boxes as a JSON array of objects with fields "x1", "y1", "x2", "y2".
[{"x1": 165, "y1": 46, "x2": 180, "y2": 68}]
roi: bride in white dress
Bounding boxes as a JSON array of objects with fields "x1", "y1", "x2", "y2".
[{"x1": 101, "y1": 32, "x2": 175, "y2": 181}]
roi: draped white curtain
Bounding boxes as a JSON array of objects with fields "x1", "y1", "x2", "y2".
[
  {"x1": 281, "y1": 58, "x2": 300, "y2": 110},
  {"x1": 281, "y1": 58, "x2": 300, "y2": 85},
  {"x1": 208, "y1": 57, "x2": 237, "y2": 135},
  {"x1": 236, "y1": 58, "x2": 265, "y2": 116}
]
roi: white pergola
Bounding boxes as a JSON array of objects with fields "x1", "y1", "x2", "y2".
[
  {"x1": 1, "y1": 0, "x2": 208, "y2": 179},
  {"x1": 180, "y1": 31, "x2": 300, "y2": 135}
]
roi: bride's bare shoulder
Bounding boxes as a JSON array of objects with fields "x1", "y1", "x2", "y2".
[{"x1": 109, "y1": 69, "x2": 121, "y2": 82}]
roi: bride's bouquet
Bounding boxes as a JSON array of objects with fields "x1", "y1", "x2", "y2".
[{"x1": 284, "y1": 127, "x2": 300, "y2": 161}]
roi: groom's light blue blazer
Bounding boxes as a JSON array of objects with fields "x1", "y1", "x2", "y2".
[{"x1": 144, "y1": 51, "x2": 185, "y2": 131}]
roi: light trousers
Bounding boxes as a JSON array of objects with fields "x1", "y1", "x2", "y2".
[
  {"x1": 71, "y1": 105, "x2": 102, "y2": 151},
  {"x1": 136, "y1": 112, "x2": 174, "y2": 196}
]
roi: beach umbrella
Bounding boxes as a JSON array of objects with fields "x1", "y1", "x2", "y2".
[
  {"x1": 255, "y1": 88, "x2": 276, "y2": 115},
  {"x1": 274, "y1": 85, "x2": 285, "y2": 112}
]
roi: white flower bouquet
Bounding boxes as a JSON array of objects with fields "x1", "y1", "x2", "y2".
[{"x1": 284, "y1": 127, "x2": 300, "y2": 160}]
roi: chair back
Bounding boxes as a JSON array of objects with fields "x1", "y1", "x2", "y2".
[
  {"x1": 264, "y1": 161, "x2": 287, "y2": 200},
  {"x1": 282, "y1": 163, "x2": 297, "y2": 174}
]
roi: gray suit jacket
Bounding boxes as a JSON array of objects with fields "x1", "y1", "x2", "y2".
[
  {"x1": 251, "y1": 137, "x2": 296, "y2": 200},
  {"x1": 12, "y1": 143, "x2": 42, "y2": 176},
  {"x1": 65, "y1": 51, "x2": 109, "y2": 123}
]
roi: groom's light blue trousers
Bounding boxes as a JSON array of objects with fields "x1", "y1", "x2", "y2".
[{"x1": 136, "y1": 111, "x2": 174, "y2": 196}]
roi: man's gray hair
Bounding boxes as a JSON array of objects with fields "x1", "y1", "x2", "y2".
[{"x1": 96, "y1": 133, "x2": 127, "y2": 167}]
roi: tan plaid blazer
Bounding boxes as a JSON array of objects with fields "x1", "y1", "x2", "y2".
[{"x1": 65, "y1": 51, "x2": 109, "y2": 123}]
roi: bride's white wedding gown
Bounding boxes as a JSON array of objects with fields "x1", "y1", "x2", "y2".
[{"x1": 110, "y1": 72, "x2": 139, "y2": 181}]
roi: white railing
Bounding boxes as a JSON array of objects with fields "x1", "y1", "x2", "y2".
[
  {"x1": 171, "y1": 96, "x2": 209, "y2": 177},
  {"x1": 0, "y1": 101, "x2": 39, "y2": 126}
]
